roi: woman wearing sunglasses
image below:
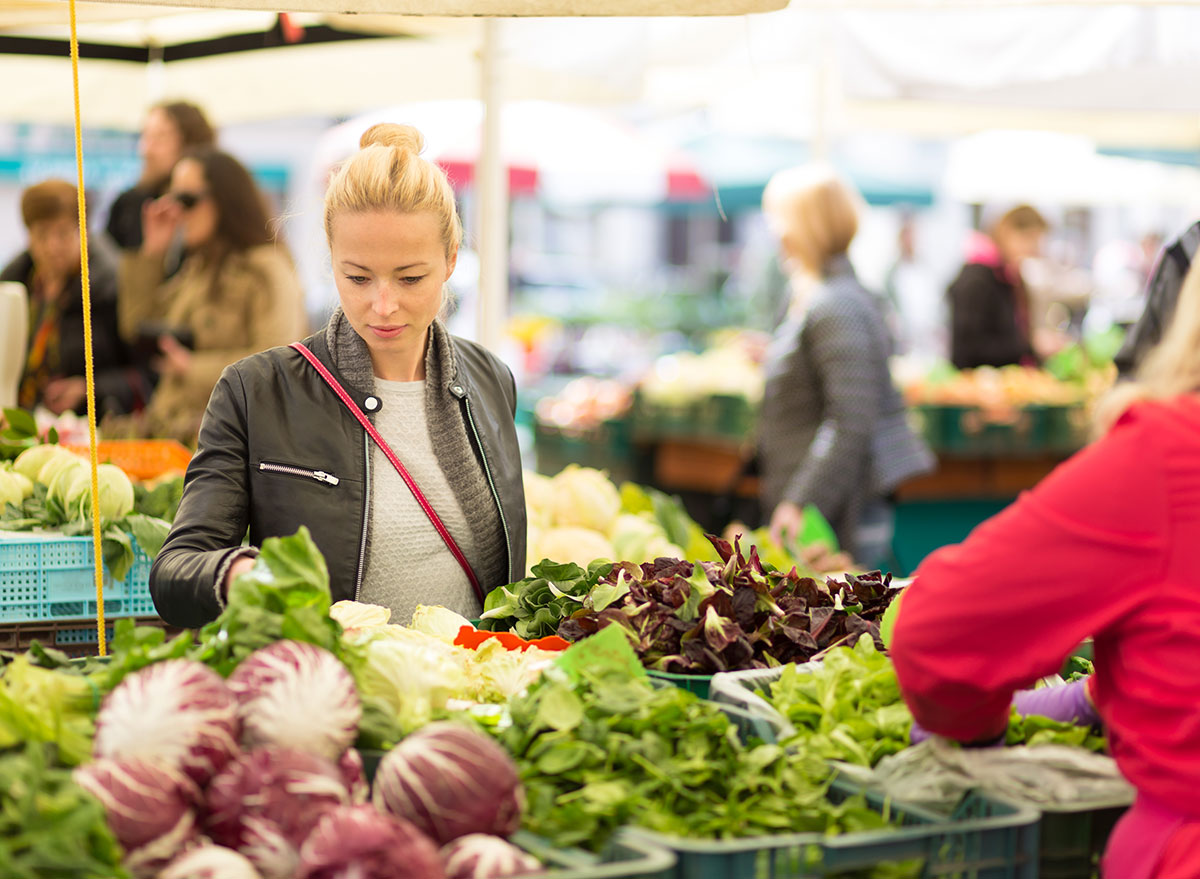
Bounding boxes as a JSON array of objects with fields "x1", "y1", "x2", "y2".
[
  {"x1": 149, "y1": 123, "x2": 526, "y2": 630},
  {"x1": 118, "y1": 148, "x2": 308, "y2": 443}
]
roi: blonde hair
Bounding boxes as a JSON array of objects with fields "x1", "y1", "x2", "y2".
[
  {"x1": 1095, "y1": 259, "x2": 1200, "y2": 434},
  {"x1": 324, "y1": 123, "x2": 462, "y2": 257},
  {"x1": 762, "y1": 165, "x2": 860, "y2": 277},
  {"x1": 990, "y1": 204, "x2": 1048, "y2": 237}
]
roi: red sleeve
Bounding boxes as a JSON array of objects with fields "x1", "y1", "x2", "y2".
[{"x1": 891, "y1": 406, "x2": 1170, "y2": 742}]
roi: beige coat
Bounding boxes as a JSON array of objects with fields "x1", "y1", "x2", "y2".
[{"x1": 119, "y1": 243, "x2": 308, "y2": 442}]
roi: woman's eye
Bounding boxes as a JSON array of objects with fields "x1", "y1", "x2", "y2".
[
  {"x1": 345, "y1": 275, "x2": 369, "y2": 285},
  {"x1": 402, "y1": 276, "x2": 426, "y2": 285}
]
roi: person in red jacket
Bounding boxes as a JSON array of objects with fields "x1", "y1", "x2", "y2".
[{"x1": 891, "y1": 260, "x2": 1200, "y2": 878}]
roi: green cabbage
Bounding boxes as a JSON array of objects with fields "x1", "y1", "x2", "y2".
[{"x1": 549, "y1": 465, "x2": 621, "y2": 534}]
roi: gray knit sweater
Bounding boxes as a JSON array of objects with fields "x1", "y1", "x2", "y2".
[{"x1": 323, "y1": 309, "x2": 508, "y2": 604}]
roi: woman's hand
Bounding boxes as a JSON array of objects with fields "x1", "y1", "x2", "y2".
[
  {"x1": 156, "y1": 334, "x2": 192, "y2": 378},
  {"x1": 42, "y1": 377, "x2": 87, "y2": 414},
  {"x1": 141, "y1": 197, "x2": 181, "y2": 258},
  {"x1": 769, "y1": 500, "x2": 804, "y2": 549},
  {"x1": 223, "y1": 555, "x2": 257, "y2": 598}
]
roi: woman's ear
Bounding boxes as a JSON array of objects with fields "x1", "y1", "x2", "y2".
[{"x1": 445, "y1": 245, "x2": 459, "y2": 281}]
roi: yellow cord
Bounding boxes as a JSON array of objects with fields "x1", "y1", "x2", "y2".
[{"x1": 68, "y1": 0, "x2": 106, "y2": 657}]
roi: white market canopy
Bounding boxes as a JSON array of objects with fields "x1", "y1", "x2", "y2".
[{"x1": 5, "y1": 0, "x2": 787, "y2": 16}]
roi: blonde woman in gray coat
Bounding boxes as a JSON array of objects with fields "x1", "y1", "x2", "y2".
[{"x1": 759, "y1": 166, "x2": 932, "y2": 567}]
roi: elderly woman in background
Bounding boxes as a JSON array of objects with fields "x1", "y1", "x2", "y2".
[
  {"x1": 118, "y1": 148, "x2": 307, "y2": 443},
  {"x1": 758, "y1": 165, "x2": 932, "y2": 568},
  {"x1": 1, "y1": 180, "x2": 142, "y2": 418}
]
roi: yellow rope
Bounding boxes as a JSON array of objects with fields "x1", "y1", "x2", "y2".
[{"x1": 68, "y1": 0, "x2": 106, "y2": 656}]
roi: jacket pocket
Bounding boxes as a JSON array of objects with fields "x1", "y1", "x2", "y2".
[{"x1": 258, "y1": 461, "x2": 340, "y2": 486}]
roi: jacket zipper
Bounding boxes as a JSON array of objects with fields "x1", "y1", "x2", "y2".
[
  {"x1": 258, "y1": 462, "x2": 340, "y2": 486},
  {"x1": 457, "y1": 389, "x2": 513, "y2": 583},
  {"x1": 355, "y1": 431, "x2": 371, "y2": 601}
]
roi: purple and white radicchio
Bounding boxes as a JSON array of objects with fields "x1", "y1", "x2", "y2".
[
  {"x1": 372, "y1": 722, "x2": 524, "y2": 846},
  {"x1": 227, "y1": 640, "x2": 361, "y2": 763},
  {"x1": 73, "y1": 756, "x2": 200, "y2": 877},
  {"x1": 93, "y1": 660, "x2": 240, "y2": 787},
  {"x1": 441, "y1": 835, "x2": 542, "y2": 879},
  {"x1": 298, "y1": 804, "x2": 445, "y2": 879},
  {"x1": 205, "y1": 746, "x2": 349, "y2": 879}
]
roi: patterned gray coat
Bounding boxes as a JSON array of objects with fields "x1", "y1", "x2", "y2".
[{"x1": 758, "y1": 256, "x2": 933, "y2": 556}]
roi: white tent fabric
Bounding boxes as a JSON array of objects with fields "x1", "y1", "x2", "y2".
[
  {"x1": 837, "y1": 6, "x2": 1200, "y2": 114},
  {"x1": 944, "y1": 131, "x2": 1200, "y2": 208},
  {"x1": 14, "y1": 0, "x2": 785, "y2": 15}
]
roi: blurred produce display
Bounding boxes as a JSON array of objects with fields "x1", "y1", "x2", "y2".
[
  {"x1": 524, "y1": 465, "x2": 853, "y2": 578},
  {"x1": 533, "y1": 378, "x2": 632, "y2": 433},
  {"x1": 900, "y1": 352, "x2": 1117, "y2": 457}
]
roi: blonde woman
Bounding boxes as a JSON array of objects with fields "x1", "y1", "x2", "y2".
[
  {"x1": 758, "y1": 165, "x2": 931, "y2": 566},
  {"x1": 891, "y1": 262, "x2": 1200, "y2": 877},
  {"x1": 150, "y1": 124, "x2": 526, "y2": 630}
]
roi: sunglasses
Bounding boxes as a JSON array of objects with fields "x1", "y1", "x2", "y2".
[{"x1": 169, "y1": 191, "x2": 208, "y2": 211}]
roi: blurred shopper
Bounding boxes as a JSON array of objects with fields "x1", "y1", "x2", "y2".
[
  {"x1": 891, "y1": 258, "x2": 1200, "y2": 878},
  {"x1": 758, "y1": 166, "x2": 932, "y2": 567},
  {"x1": 118, "y1": 148, "x2": 307, "y2": 443},
  {"x1": 1114, "y1": 220, "x2": 1200, "y2": 377},
  {"x1": 150, "y1": 123, "x2": 525, "y2": 629},
  {"x1": 106, "y1": 101, "x2": 215, "y2": 252},
  {"x1": 947, "y1": 205, "x2": 1047, "y2": 369},
  {"x1": 884, "y1": 214, "x2": 947, "y2": 361},
  {"x1": 1, "y1": 180, "x2": 142, "y2": 418}
]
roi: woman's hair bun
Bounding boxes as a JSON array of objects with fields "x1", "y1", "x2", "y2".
[{"x1": 359, "y1": 123, "x2": 424, "y2": 156}]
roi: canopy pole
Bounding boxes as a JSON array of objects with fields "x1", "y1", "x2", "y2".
[{"x1": 475, "y1": 17, "x2": 508, "y2": 351}]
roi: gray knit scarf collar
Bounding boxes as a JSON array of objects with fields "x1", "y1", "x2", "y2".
[
  {"x1": 320, "y1": 307, "x2": 507, "y2": 601},
  {"x1": 322, "y1": 306, "x2": 457, "y2": 399}
]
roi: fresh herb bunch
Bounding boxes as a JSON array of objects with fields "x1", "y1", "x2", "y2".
[
  {"x1": 0, "y1": 742, "x2": 129, "y2": 878},
  {"x1": 502, "y1": 661, "x2": 901, "y2": 856}
]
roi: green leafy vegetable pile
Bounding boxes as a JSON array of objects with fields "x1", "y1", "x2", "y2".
[
  {"x1": 502, "y1": 652, "x2": 907, "y2": 861},
  {"x1": 765, "y1": 636, "x2": 914, "y2": 768},
  {"x1": 765, "y1": 637, "x2": 1107, "y2": 759},
  {"x1": 484, "y1": 536, "x2": 895, "y2": 674},
  {"x1": 0, "y1": 743, "x2": 128, "y2": 879}
]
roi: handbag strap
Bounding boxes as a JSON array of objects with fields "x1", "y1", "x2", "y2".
[{"x1": 289, "y1": 342, "x2": 483, "y2": 602}]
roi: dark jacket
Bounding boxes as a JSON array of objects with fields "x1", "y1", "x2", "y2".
[
  {"x1": 0, "y1": 248, "x2": 144, "y2": 417},
  {"x1": 106, "y1": 184, "x2": 157, "y2": 251},
  {"x1": 758, "y1": 257, "x2": 933, "y2": 556},
  {"x1": 1114, "y1": 220, "x2": 1200, "y2": 378},
  {"x1": 947, "y1": 262, "x2": 1037, "y2": 370},
  {"x1": 150, "y1": 315, "x2": 527, "y2": 629}
]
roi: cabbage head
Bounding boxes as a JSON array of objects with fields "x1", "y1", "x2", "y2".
[{"x1": 550, "y1": 465, "x2": 620, "y2": 534}]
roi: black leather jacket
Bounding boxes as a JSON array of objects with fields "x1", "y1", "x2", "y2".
[{"x1": 150, "y1": 326, "x2": 527, "y2": 629}]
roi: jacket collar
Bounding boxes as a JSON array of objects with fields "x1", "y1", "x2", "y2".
[{"x1": 321, "y1": 307, "x2": 461, "y2": 397}]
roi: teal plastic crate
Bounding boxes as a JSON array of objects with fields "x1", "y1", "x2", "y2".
[
  {"x1": 515, "y1": 831, "x2": 676, "y2": 879},
  {"x1": 626, "y1": 778, "x2": 1038, "y2": 879},
  {"x1": 0, "y1": 532, "x2": 154, "y2": 623}
]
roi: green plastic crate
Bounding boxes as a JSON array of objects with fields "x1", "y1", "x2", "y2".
[
  {"x1": 626, "y1": 777, "x2": 1039, "y2": 879},
  {"x1": 1034, "y1": 802, "x2": 1129, "y2": 879},
  {"x1": 647, "y1": 668, "x2": 714, "y2": 699}
]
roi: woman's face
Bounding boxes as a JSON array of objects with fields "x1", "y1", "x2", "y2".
[
  {"x1": 329, "y1": 210, "x2": 456, "y2": 379},
  {"x1": 28, "y1": 215, "x2": 80, "y2": 281},
  {"x1": 139, "y1": 109, "x2": 184, "y2": 184},
  {"x1": 996, "y1": 226, "x2": 1045, "y2": 267},
  {"x1": 167, "y1": 159, "x2": 219, "y2": 249}
]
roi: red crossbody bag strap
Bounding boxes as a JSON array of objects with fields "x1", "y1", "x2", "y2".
[{"x1": 290, "y1": 342, "x2": 483, "y2": 602}]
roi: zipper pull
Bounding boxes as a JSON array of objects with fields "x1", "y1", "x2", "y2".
[
  {"x1": 313, "y1": 470, "x2": 340, "y2": 486},
  {"x1": 449, "y1": 384, "x2": 467, "y2": 400}
]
